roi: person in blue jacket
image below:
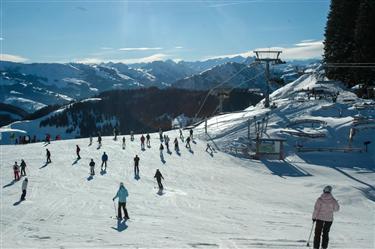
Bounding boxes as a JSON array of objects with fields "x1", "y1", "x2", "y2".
[
  {"x1": 101, "y1": 152, "x2": 108, "y2": 171},
  {"x1": 112, "y1": 182, "x2": 130, "y2": 220}
]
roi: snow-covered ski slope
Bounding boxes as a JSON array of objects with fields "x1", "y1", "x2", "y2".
[
  {"x1": 1, "y1": 133, "x2": 374, "y2": 248},
  {"x1": 1, "y1": 72, "x2": 374, "y2": 248}
]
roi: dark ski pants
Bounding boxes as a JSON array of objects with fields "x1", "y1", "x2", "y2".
[
  {"x1": 147, "y1": 140, "x2": 150, "y2": 146},
  {"x1": 90, "y1": 167, "x2": 95, "y2": 175},
  {"x1": 21, "y1": 190, "x2": 26, "y2": 200},
  {"x1": 134, "y1": 165, "x2": 139, "y2": 176},
  {"x1": 118, "y1": 202, "x2": 129, "y2": 219},
  {"x1": 314, "y1": 219, "x2": 333, "y2": 249},
  {"x1": 157, "y1": 179, "x2": 163, "y2": 189},
  {"x1": 101, "y1": 161, "x2": 107, "y2": 170},
  {"x1": 21, "y1": 168, "x2": 26, "y2": 176}
]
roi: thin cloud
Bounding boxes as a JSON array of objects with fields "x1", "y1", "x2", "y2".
[
  {"x1": 118, "y1": 47, "x2": 163, "y2": 51},
  {"x1": 205, "y1": 39, "x2": 323, "y2": 61},
  {"x1": 76, "y1": 6, "x2": 87, "y2": 11},
  {"x1": 0, "y1": 37, "x2": 4, "y2": 41},
  {"x1": 75, "y1": 53, "x2": 169, "y2": 64},
  {"x1": 175, "y1": 46, "x2": 184, "y2": 49},
  {"x1": 76, "y1": 57, "x2": 102, "y2": 64},
  {"x1": 0, "y1": 53, "x2": 28, "y2": 62}
]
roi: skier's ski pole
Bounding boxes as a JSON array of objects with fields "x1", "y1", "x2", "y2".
[
  {"x1": 113, "y1": 200, "x2": 117, "y2": 218},
  {"x1": 306, "y1": 221, "x2": 315, "y2": 247}
]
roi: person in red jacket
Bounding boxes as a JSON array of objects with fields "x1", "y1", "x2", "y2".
[
  {"x1": 13, "y1": 162, "x2": 20, "y2": 181},
  {"x1": 312, "y1": 185, "x2": 340, "y2": 249},
  {"x1": 140, "y1": 135, "x2": 145, "y2": 150}
]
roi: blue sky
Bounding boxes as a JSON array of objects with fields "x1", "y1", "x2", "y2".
[{"x1": 1, "y1": 0, "x2": 330, "y2": 63}]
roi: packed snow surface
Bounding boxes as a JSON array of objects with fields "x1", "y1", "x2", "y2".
[{"x1": 0, "y1": 132, "x2": 374, "y2": 248}]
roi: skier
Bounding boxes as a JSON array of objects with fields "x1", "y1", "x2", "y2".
[
  {"x1": 112, "y1": 182, "x2": 130, "y2": 220},
  {"x1": 154, "y1": 169, "x2": 164, "y2": 190},
  {"x1": 185, "y1": 136, "x2": 191, "y2": 149},
  {"x1": 13, "y1": 162, "x2": 20, "y2": 181},
  {"x1": 101, "y1": 152, "x2": 108, "y2": 171},
  {"x1": 134, "y1": 155, "x2": 140, "y2": 176},
  {"x1": 146, "y1": 133, "x2": 151, "y2": 147},
  {"x1": 46, "y1": 149, "x2": 51, "y2": 163},
  {"x1": 174, "y1": 138, "x2": 179, "y2": 151},
  {"x1": 20, "y1": 177, "x2": 28, "y2": 201},
  {"x1": 140, "y1": 135, "x2": 145, "y2": 150},
  {"x1": 130, "y1": 131, "x2": 134, "y2": 141},
  {"x1": 97, "y1": 132, "x2": 102, "y2": 146},
  {"x1": 189, "y1": 128, "x2": 193, "y2": 140},
  {"x1": 312, "y1": 185, "x2": 340, "y2": 249},
  {"x1": 179, "y1": 128, "x2": 184, "y2": 141},
  {"x1": 20, "y1": 159, "x2": 27, "y2": 176},
  {"x1": 164, "y1": 135, "x2": 170, "y2": 152},
  {"x1": 159, "y1": 128, "x2": 163, "y2": 141},
  {"x1": 46, "y1": 134, "x2": 51, "y2": 144},
  {"x1": 122, "y1": 137, "x2": 126, "y2": 150},
  {"x1": 113, "y1": 127, "x2": 118, "y2": 141},
  {"x1": 159, "y1": 143, "x2": 164, "y2": 155},
  {"x1": 76, "y1": 145, "x2": 81, "y2": 159},
  {"x1": 89, "y1": 159, "x2": 95, "y2": 176}
]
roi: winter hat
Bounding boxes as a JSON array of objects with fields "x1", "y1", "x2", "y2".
[
  {"x1": 25, "y1": 178, "x2": 28, "y2": 181},
  {"x1": 120, "y1": 182, "x2": 124, "y2": 186},
  {"x1": 323, "y1": 185, "x2": 332, "y2": 193}
]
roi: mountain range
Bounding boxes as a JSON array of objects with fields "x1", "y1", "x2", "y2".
[{"x1": 0, "y1": 57, "x2": 319, "y2": 114}]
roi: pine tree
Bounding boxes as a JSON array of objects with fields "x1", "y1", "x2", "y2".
[
  {"x1": 324, "y1": 0, "x2": 360, "y2": 86},
  {"x1": 353, "y1": 0, "x2": 375, "y2": 88}
]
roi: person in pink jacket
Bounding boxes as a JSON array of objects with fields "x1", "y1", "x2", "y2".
[{"x1": 312, "y1": 185, "x2": 340, "y2": 249}]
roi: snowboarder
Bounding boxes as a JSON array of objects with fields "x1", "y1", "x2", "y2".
[
  {"x1": 140, "y1": 135, "x2": 145, "y2": 150},
  {"x1": 185, "y1": 136, "x2": 191, "y2": 149},
  {"x1": 101, "y1": 152, "x2": 108, "y2": 171},
  {"x1": 13, "y1": 162, "x2": 20, "y2": 181},
  {"x1": 46, "y1": 149, "x2": 51, "y2": 163},
  {"x1": 112, "y1": 182, "x2": 130, "y2": 220},
  {"x1": 312, "y1": 185, "x2": 340, "y2": 249},
  {"x1": 130, "y1": 131, "x2": 134, "y2": 141},
  {"x1": 76, "y1": 145, "x2": 81, "y2": 159},
  {"x1": 122, "y1": 137, "x2": 126, "y2": 150},
  {"x1": 89, "y1": 159, "x2": 95, "y2": 176},
  {"x1": 174, "y1": 138, "x2": 179, "y2": 151},
  {"x1": 154, "y1": 169, "x2": 164, "y2": 190},
  {"x1": 20, "y1": 159, "x2": 27, "y2": 176},
  {"x1": 20, "y1": 177, "x2": 28, "y2": 201},
  {"x1": 146, "y1": 133, "x2": 151, "y2": 147},
  {"x1": 134, "y1": 155, "x2": 140, "y2": 176},
  {"x1": 189, "y1": 128, "x2": 193, "y2": 140}
]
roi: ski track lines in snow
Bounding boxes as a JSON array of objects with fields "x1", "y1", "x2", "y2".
[{"x1": 1, "y1": 132, "x2": 374, "y2": 248}]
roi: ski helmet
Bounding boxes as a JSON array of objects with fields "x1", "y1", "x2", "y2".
[{"x1": 323, "y1": 185, "x2": 332, "y2": 193}]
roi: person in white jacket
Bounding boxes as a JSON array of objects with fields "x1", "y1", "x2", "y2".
[
  {"x1": 20, "y1": 178, "x2": 28, "y2": 201},
  {"x1": 312, "y1": 185, "x2": 340, "y2": 249}
]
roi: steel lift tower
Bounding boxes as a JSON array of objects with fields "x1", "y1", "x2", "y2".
[{"x1": 253, "y1": 50, "x2": 283, "y2": 108}]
